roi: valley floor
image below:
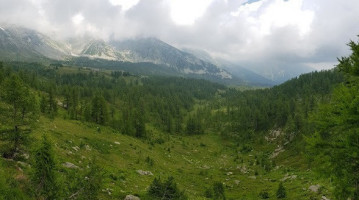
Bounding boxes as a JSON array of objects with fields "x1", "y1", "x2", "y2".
[{"x1": 1, "y1": 115, "x2": 332, "y2": 199}]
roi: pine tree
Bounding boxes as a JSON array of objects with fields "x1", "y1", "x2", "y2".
[
  {"x1": 308, "y1": 36, "x2": 359, "y2": 199},
  {"x1": 148, "y1": 176, "x2": 187, "y2": 200},
  {"x1": 1, "y1": 74, "x2": 38, "y2": 158},
  {"x1": 276, "y1": 182, "x2": 286, "y2": 199},
  {"x1": 80, "y1": 161, "x2": 103, "y2": 200},
  {"x1": 32, "y1": 135, "x2": 58, "y2": 199},
  {"x1": 213, "y1": 182, "x2": 226, "y2": 200},
  {"x1": 91, "y1": 95, "x2": 108, "y2": 125}
]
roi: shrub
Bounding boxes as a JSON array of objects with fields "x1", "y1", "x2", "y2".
[{"x1": 147, "y1": 176, "x2": 187, "y2": 200}]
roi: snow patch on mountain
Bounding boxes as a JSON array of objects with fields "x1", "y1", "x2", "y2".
[
  {"x1": 183, "y1": 68, "x2": 207, "y2": 75},
  {"x1": 218, "y1": 69, "x2": 232, "y2": 79},
  {"x1": 0, "y1": 26, "x2": 5, "y2": 31}
]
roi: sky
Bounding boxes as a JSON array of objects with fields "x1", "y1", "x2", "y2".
[{"x1": 1, "y1": 0, "x2": 359, "y2": 74}]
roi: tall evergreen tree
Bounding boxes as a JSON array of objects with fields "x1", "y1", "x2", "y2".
[
  {"x1": 276, "y1": 182, "x2": 286, "y2": 199},
  {"x1": 0, "y1": 74, "x2": 38, "y2": 158},
  {"x1": 308, "y1": 36, "x2": 359, "y2": 199},
  {"x1": 32, "y1": 135, "x2": 58, "y2": 199}
]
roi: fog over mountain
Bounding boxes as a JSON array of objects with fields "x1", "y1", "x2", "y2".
[{"x1": 1, "y1": 0, "x2": 359, "y2": 82}]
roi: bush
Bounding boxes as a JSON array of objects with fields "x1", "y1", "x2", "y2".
[
  {"x1": 213, "y1": 182, "x2": 226, "y2": 200},
  {"x1": 259, "y1": 191, "x2": 270, "y2": 199},
  {"x1": 147, "y1": 176, "x2": 187, "y2": 200}
]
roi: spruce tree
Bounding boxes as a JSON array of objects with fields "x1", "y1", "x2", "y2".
[
  {"x1": 1, "y1": 74, "x2": 38, "y2": 158},
  {"x1": 276, "y1": 182, "x2": 286, "y2": 199},
  {"x1": 32, "y1": 135, "x2": 58, "y2": 199},
  {"x1": 308, "y1": 36, "x2": 359, "y2": 199}
]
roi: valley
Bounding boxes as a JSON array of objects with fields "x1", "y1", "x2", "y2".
[{"x1": 0, "y1": 59, "x2": 347, "y2": 199}]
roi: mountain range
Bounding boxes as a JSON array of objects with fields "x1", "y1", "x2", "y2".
[{"x1": 0, "y1": 24, "x2": 296, "y2": 86}]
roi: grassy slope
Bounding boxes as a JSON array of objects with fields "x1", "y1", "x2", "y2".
[{"x1": 1, "y1": 107, "x2": 327, "y2": 200}]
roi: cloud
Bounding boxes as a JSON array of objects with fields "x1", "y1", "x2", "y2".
[{"x1": 0, "y1": 0, "x2": 359, "y2": 76}]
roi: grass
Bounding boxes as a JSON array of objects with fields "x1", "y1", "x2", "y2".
[{"x1": 0, "y1": 110, "x2": 332, "y2": 199}]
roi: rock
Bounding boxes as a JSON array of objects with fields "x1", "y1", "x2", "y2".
[
  {"x1": 136, "y1": 170, "x2": 153, "y2": 176},
  {"x1": 124, "y1": 194, "x2": 140, "y2": 200},
  {"x1": 202, "y1": 165, "x2": 210, "y2": 169},
  {"x1": 237, "y1": 165, "x2": 249, "y2": 174},
  {"x1": 114, "y1": 141, "x2": 120, "y2": 145},
  {"x1": 85, "y1": 145, "x2": 91, "y2": 151},
  {"x1": 227, "y1": 172, "x2": 233, "y2": 176},
  {"x1": 17, "y1": 161, "x2": 29, "y2": 168},
  {"x1": 309, "y1": 185, "x2": 321, "y2": 193},
  {"x1": 322, "y1": 196, "x2": 330, "y2": 200},
  {"x1": 281, "y1": 174, "x2": 297, "y2": 181},
  {"x1": 270, "y1": 146, "x2": 285, "y2": 159},
  {"x1": 234, "y1": 180, "x2": 240, "y2": 185},
  {"x1": 72, "y1": 146, "x2": 80, "y2": 151},
  {"x1": 63, "y1": 162, "x2": 79, "y2": 169},
  {"x1": 22, "y1": 153, "x2": 29, "y2": 160}
]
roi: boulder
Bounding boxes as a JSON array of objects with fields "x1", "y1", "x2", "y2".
[
  {"x1": 72, "y1": 146, "x2": 80, "y2": 151},
  {"x1": 227, "y1": 172, "x2": 233, "y2": 176},
  {"x1": 124, "y1": 194, "x2": 140, "y2": 200},
  {"x1": 63, "y1": 162, "x2": 79, "y2": 169},
  {"x1": 136, "y1": 170, "x2": 153, "y2": 176},
  {"x1": 309, "y1": 185, "x2": 320, "y2": 193}
]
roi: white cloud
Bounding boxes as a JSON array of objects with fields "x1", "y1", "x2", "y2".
[
  {"x1": 233, "y1": 0, "x2": 314, "y2": 37},
  {"x1": 72, "y1": 13, "x2": 84, "y2": 25},
  {"x1": 169, "y1": 0, "x2": 214, "y2": 25},
  {"x1": 109, "y1": 0, "x2": 140, "y2": 11}
]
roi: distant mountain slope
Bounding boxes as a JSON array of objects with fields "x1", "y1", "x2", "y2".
[
  {"x1": 0, "y1": 25, "x2": 70, "y2": 61},
  {"x1": 0, "y1": 25, "x2": 264, "y2": 86},
  {"x1": 182, "y1": 48, "x2": 275, "y2": 86},
  {"x1": 110, "y1": 38, "x2": 234, "y2": 80},
  {"x1": 244, "y1": 63, "x2": 314, "y2": 84}
]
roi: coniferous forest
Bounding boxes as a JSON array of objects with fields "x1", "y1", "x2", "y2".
[{"x1": 0, "y1": 37, "x2": 359, "y2": 199}]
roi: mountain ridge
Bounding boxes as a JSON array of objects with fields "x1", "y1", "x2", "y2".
[{"x1": 0, "y1": 25, "x2": 270, "y2": 86}]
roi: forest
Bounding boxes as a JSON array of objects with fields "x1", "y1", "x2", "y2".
[{"x1": 0, "y1": 38, "x2": 358, "y2": 199}]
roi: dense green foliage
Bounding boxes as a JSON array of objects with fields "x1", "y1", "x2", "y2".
[
  {"x1": 209, "y1": 69, "x2": 343, "y2": 143},
  {"x1": 307, "y1": 37, "x2": 359, "y2": 199}
]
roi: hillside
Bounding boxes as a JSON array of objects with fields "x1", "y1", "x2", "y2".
[{"x1": 0, "y1": 59, "x2": 347, "y2": 199}]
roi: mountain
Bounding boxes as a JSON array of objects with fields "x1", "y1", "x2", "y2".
[
  {"x1": 0, "y1": 25, "x2": 243, "y2": 85},
  {"x1": 0, "y1": 25, "x2": 70, "y2": 61},
  {"x1": 241, "y1": 62, "x2": 315, "y2": 84},
  {"x1": 223, "y1": 64, "x2": 276, "y2": 86},
  {"x1": 182, "y1": 48, "x2": 275, "y2": 86}
]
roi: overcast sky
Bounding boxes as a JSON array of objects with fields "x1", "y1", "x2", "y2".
[{"x1": 1, "y1": 0, "x2": 359, "y2": 72}]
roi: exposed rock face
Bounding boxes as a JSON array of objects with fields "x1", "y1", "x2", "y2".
[{"x1": 124, "y1": 195, "x2": 140, "y2": 200}]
